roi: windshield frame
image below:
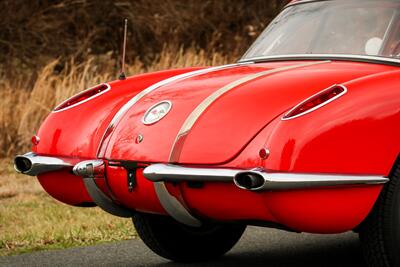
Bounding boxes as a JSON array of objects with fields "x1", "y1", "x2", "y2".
[{"x1": 239, "y1": 0, "x2": 400, "y2": 66}]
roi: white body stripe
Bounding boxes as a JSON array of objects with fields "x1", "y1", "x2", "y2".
[
  {"x1": 96, "y1": 63, "x2": 241, "y2": 156},
  {"x1": 168, "y1": 60, "x2": 330, "y2": 162}
]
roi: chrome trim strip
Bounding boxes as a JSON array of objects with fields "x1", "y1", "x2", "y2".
[
  {"x1": 14, "y1": 152, "x2": 73, "y2": 176},
  {"x1": 82, "y1": 177, "x2": 132, "y2": 218},
  {"x1": 144, "y1": 163, "x2": 238, "y2": 182},
  {"x1": 281, "y1": 84, "x2": 347, "y2": 121},
  {"x1": 239, "y1": 54, "x2": 400, "y2": 66},
  {"x1": 234, "y1": 170, "x2": 389, "y2": 191},
  {"x1": 285, "y1": 0, "x2": 326, "y2": 9},
  {"x1": 168, "y1": 61, "x2": 330, "y2": 162},
  {"x1": 52, "y1": 83, "x2": 111, "y2": 113},
  {"x1": 143, "y1": 163, "x2": 389, "y2": 191},
  {"x1": 154, "y1": 182, "x2": 202, "y2": 227},
  {"x1": 96, "y1": 64, "x2": 240, "y2": 157}
]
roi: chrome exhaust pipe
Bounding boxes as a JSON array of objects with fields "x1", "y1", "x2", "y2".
[
  {"x1": 233, "y1": 170, "x2": 389, "y2": 191},
  {"x1": 14, "y1": 152, "x2": 72, "y2": 176},
  {"x1": 233, "y1": 171, "x2": 265, "y2": 190}
]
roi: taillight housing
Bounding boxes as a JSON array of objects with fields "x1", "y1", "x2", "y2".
[
  {"x1": 282, "y1": 84, "x2": 347, "y2": 120},
  {"x1": 53, "y1": 83, "x2": 110, "y2": 112}
]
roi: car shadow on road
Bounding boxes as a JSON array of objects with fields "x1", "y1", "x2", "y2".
[
  {"x1": 0, "y1": 228, "x2": 367, "y2": 267},
  {"x1": 154, "y1": 232, "x2": 366, "y2": 267}
]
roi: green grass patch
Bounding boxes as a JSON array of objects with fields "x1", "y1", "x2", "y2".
[{"x1": 0, "y1": 159, "x2": 136, "y2": 256}]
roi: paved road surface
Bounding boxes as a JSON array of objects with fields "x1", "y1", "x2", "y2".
[{"x1": 0, "y1": 227, "x2": 366, "y2": 267}]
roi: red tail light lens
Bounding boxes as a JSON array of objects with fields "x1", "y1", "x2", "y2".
[
  {"x1": 53, "y1": 83, "x2": 110, "y2": 112},
  {"x1": 283, "y1": 85, "x2": 347, "y2": 120},
  {"x1": 31, "y1": 135, "x2": 40, "y2": 145}
]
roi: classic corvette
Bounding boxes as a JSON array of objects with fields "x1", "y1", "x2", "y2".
[{"x1": 14, "y1": 0, "x2": 400, "y2": 265}]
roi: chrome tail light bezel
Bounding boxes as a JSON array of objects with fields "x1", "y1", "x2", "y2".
[
  {"x1": 282, "y1": 84, "x2": 347, "y2": 121},
  {"x1": 53, "y1": 83, "x2": 111, "y2": 113}
]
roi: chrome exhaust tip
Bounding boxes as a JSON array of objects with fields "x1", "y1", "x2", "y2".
[
  {"x1": 233, "y1": 169, "x2": 390, "y2": 191},
  {"x1": 14, "y1": 152, "x2": 72, "y2": 176},
  {"x1": 14, "y1": 155, "x2": 33, "y2": 174},
  {"x1": 233, "y1": 171, "x2": 265, "y2": 190}
]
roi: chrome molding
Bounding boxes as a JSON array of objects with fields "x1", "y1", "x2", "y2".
[
  {"x1": 281, "y1": 84, "x2": 347, "y2": 121},
  {"x1": 143, "y1": 163, "x2": 389, "y2": 191},
  {"x1": 96, "y1": 64, "x2": 241, "y2": 157},
  {"x1": 285, "y1": 0, "x2": 325, "y2": 9},
  {"x1": 14, "y1": 152, "x2": 72, "y2": 176},
  {"x1": 154, "y1": 182, "x2": 202, "y2": 227},
  {"x1": 168, "y1": 60, "x2": 330, "y2": 162},
  {"x1": 82, "y1": 176, "x2": 132, "y2": 218},
  {"x1": 238, "y1": 54, "x2": 400, "y2": 66},
  {"x1": 144, "y1": 163, "x2": 239, "y2": 182}
]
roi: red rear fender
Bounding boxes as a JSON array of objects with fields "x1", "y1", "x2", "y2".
[{"x1": 33, "y1": 68, "x2": 202, "y2": 159}]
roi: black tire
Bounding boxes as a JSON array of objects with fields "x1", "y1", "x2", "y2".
[
  {"x1": 359, "y1": 158, "x2": 400, "y2": 267},
  {"x1": 132, "y1": 213, "x2": 246, "y2": 262}
]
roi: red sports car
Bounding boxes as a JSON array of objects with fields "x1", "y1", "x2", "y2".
[{"x1": 14, "y1": 0, "x2": 400, "y2": 265}]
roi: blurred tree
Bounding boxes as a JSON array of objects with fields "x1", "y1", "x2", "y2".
[{"x1": 0, "y1": 0, "x2": 288, "y2": 69}]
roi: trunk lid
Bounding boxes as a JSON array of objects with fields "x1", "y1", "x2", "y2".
[{"x1": 103, "y1": 61, "x2": 394, "y2": 164}]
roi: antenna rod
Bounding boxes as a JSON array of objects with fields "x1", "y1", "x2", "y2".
[{"x1": 119, "y1": 18, "x2": 128, "y2": 80}]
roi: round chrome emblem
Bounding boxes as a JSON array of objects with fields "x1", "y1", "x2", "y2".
[
  {"x1": 142, "y1": 101, "x2": 172, "y2": 125},
  {"x1": 135, "y1": 134, "x2": 144, "y2": 143}
]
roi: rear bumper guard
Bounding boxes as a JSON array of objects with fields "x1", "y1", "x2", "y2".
[
  {"x1": 82, "y1": 177, "x2": 132, "y2": 218},
  {"x1": 73, "y1": 160, "x2": 132, "y2": 218}
]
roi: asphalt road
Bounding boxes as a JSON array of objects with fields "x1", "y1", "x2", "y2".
[{"x1": 0, "y1": 227, "x2": 366, "y2": 267}]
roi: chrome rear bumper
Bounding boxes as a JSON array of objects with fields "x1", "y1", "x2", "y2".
[
  {"x1": 14, "y1": 153, "x2": 390, "y2": 228},
  {"x1": 143, "y1": 163, "x2": 388, "y2": 227},
  {"x1": 143, "y1": 163, "x2": 240, "y2": 182},
  {"x1": 15, "y1": 153, "x2": 388, "y2": 191},
  {"x1": 143, "y1": 163, "x2": 389, "y2": 191}
]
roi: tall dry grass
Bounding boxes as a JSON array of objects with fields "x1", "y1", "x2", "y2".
[
  {"x1": 0, "y1": 1, "x2": 288, "y2": 158},
  {"x1": 0, "y1": 47, "x2": 233, "y2": 157}
]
